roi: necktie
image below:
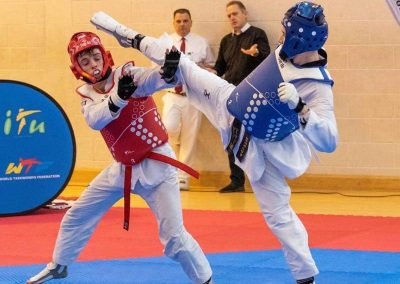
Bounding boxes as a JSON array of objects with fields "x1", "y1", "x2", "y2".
[
  {"x1": 174, "y1": 37, "x2": 185, "y2": 94},
  {"x1": 179, "y1": 37, "x2": 186, "y2": 53}
]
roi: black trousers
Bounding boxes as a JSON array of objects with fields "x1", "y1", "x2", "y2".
[{"x1": 228, "y1": 150, "x2": 245, "y2": 186}]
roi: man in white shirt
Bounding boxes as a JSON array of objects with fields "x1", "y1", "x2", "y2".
[{"x1": 163, "y1": 8, "x2": 215, "y2": 190}]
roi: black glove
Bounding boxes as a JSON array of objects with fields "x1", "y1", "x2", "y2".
[
  {"x1": 117, "y1": 75, "x2": 137, "y2": 100},
  {"x1": 160, "y1": 47, "x2": 181, "y2": 83}
]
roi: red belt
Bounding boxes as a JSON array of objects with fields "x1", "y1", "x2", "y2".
[
  {"x1": 123, "y1": 165, "x2": 132, "y2": 230},
  {"x1": 122, "y1": 152, "x2": 199, "y2": 231}
]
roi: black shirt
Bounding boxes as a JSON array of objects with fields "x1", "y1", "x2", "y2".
[{"x1": 215, "y1": 25, "x2": 270, "y2": 86}]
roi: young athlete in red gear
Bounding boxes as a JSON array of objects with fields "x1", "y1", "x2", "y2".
[{"x1": 26, "y1": 31, "x2": 213, "y2": 284}]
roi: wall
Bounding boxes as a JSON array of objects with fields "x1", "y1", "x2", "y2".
[{"x1": 0, "y1": 0, "x2": 399, "y2": 178}]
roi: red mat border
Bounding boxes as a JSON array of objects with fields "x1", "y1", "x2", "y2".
[{"x1": 1, "y1": 208, "x2": 399, "y2": 265}]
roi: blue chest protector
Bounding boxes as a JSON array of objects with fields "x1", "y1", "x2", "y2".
[{"x1": 226, "y1": 45, "x2": 333, "y2": 142}]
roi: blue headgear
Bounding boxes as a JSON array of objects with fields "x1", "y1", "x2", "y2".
[{"x1": 280, "y1": 1, "x2": 328, "y2": 60}]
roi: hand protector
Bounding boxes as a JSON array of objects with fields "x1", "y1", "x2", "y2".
[
  {"x1": 118, "y1": 75, "x2": 137, "y2": 100},
  {"x1": 278, "y1": 82, "x2": 300, "y2": 110},
  {"x1": 160, "y1": 47, "x2": 181, "y2": 84}
]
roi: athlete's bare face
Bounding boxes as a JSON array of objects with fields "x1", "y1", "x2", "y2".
[{"x1": 77, "y1": 48, "x2": 104, "y2": 81}]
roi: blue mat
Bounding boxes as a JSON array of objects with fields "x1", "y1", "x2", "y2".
[{"x1": 1, "y1": 249, "x2": 400, "y2": 283}]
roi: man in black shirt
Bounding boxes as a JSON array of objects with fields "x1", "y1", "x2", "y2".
[{"x1": 215, "y1": 0, "x2": 270, "y2": 193}]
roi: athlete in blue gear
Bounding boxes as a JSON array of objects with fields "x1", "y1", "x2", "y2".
[{"x1": 92, "y1": 2, "x2": 337, "y2": 283}]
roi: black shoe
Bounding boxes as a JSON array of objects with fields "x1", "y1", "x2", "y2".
[
  {"x1": 297, "y1": 276, "x2": 315, "y2": 284},
  {"x1": 203, "y1": 277, "x2": 213, "y2": 284},
  {"x1": 219, "y1": 183, "x2": 244, "y2": 193}
]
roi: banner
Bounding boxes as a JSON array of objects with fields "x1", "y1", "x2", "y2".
[{"x1": 0, "y1": 80, "x2": 76, "y2": 216}]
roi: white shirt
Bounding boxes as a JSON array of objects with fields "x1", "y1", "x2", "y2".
[{"x1": 170, "y1": 32, "x2": 215, "y2": 65}]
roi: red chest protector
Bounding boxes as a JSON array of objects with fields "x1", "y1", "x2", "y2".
[
  {"x1": 100, "y1": 96, "x2": 168, "y2": 165},
  {"x1": 81, "y1": 64, "x2": 198, "y2": 231}
]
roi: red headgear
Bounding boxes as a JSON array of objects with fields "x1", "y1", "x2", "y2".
[{"x1": 67, "y1": 32, "x2": 114, "y2": 83}]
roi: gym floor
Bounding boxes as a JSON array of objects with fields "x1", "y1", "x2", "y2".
[
  {"x1": 1, "y1": 185, "x2": 400, "y2": 283},
  {"x1": 62, "y1": 185, "x2": 400, "y2": 217}
]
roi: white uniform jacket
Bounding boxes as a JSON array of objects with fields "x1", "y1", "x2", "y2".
[
  {"x1": 175, "y1": 55, "x2": 338, "y2": 182},
  {"x1": 137, "y1": 36, "x2": 338, "y2": 182},
  {"x1": 76, "y1": 63, "x2": 177, "y2": 188}
]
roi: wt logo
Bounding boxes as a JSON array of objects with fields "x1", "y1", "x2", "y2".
[{"x1": 6, "y1": 158, "x2": 41, "y2": 174}]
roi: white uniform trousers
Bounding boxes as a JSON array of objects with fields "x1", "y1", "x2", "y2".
[
  {"x1": 250, "y1": 159, "x2": 319, "y2": 280},
  {"x1": 162, "y1": 92, "x2": 202, "y2": 181},
  {"x1": 52, "y1": 162, "x2": 212, "y2": 284},
  {"x1": 176, "y1": 57, "x2": 318, "y2": 280},
  {"x1": 138, "y1": 36, "x2": 320, "y2": 280}
]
